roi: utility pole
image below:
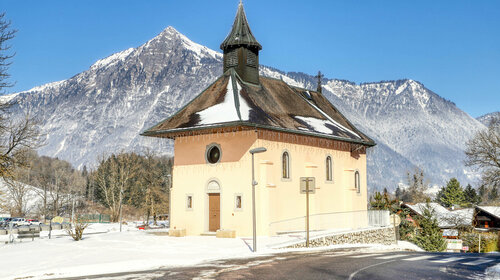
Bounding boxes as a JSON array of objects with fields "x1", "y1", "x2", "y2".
[{"x1": 306, "y1": 178, "x2": 310, "y2": 247}]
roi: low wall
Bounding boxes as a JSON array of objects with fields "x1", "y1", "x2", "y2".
[{"x1": 285, "y1": 226, "x2": 396, "y2": 248}]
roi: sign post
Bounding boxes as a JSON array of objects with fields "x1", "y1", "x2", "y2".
[{"x1": 300, "y1": 177, "x2": 315, "y2": 247}]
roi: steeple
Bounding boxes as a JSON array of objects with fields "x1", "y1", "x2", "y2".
[{"x1": 221, "y1": 1, "x2": 262, "y2": 84}]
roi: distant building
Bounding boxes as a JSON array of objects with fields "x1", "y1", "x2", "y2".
[
  {"x1": 401, "y1": 202, "x2": 473, "y2": 229},
  {"x1": 473, "y1": 206, "x2": 500, "y2": 230},
  {"x1": 142, "y1": 3, "x2": 375, "y2": 236}
]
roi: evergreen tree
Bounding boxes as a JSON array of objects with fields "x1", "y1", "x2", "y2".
[
  {"x1": 438, "y1": 178, "x2": 465, "y2": 208},
  {"x1": 489, "y1": 186, "x2": 499, "y2": 201},
  {"x1": 412, "y1": 205, "x2": 447, "y2": 252},
  {"x1": 370, "y1": 191, "x2": 385, "y2": 209},
  {"x1": 478, "y1": 185, "x2": 488, "y2": 203},
  {"x1": 395, "y1": 186, "x2": 403, "y2": 200},
  {"x1": 463, "y1": 184, "x2": 481, "y2": 206},
  {"x1": 434, "y1": 186, "x2": 444, "y2": 204}
]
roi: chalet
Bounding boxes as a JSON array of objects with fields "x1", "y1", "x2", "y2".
[
  {"x1": 142, "y1": 2, "x2": 375, "y2": 236},
  {"x1": 401, "y1": 202, "x2": 474, "y2": 229},
  {"x1": 473, "y1": 206, "x2": 500, "y2": 230}
]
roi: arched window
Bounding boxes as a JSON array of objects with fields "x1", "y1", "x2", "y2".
[
  {"x1": 282, "y1": 152, "x2": 290, "y2": 179},
  {"x1": 355, "y1": 171, "x2": 361, "y2": 193},
  {"x1": 326, "y1": 156, "x2": 333, "y2": 181}
]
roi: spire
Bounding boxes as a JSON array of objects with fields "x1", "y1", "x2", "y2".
[
  {"x1": 220, "y1": 2, "x2": 262, "y2": 85},
  {"x1": 220, "y1": 2, "x2": 262, "y2": 51}
]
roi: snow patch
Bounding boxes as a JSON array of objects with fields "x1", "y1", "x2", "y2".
[
  {"x1": 91, "y1": 48, "x2": 134, "y2": 69},
  {"x1": 197, "y1": 76, "x2": 252, "y2": 125}
]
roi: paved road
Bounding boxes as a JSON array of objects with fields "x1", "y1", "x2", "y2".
[{"x1": 66, "y1": 249, "x2": 500, "y2": 280}]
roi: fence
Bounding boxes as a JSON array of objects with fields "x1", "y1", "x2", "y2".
[
  {"x1": 78, "y1": 214, "x2": 111, "y2": 223},
  {"x1": 268, "y1": 210, "x2": 390, "y2": 235}
]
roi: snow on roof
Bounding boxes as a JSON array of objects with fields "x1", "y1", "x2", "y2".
[
  {"x1": 476, "y1": 206, "x2": 500, "y2": 218},
  {"x1": 403, "y1": 203, "x2": 473, "y2": 228},
  {"x1": 143, "y1": 69, "x2": 374, "y2": 146},
  {"x1": 197, "y1": 76, "x2": 251, "y2": 125}
]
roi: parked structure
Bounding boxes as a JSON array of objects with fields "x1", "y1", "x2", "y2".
[{"x1": 142, "y1": 2, "x2": 375, "y2": 236}]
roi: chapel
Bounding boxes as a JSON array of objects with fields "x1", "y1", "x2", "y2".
[{"x1": 142, "y1": 2, "x2": 375, "y2": 236}]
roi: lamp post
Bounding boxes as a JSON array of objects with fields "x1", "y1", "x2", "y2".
[
  {"x1": 249, "y1": 147, "x2": 267, "y2": 252},
  {"x1": 166, "y1": 174, "x2": 172, "y2": 228}
]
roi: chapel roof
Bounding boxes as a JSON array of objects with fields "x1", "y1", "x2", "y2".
[{"x1": 142, "y1": 69, "x2": 375, "y2": 146}]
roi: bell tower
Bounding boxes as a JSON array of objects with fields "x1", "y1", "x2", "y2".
[{"x1": 220, "y1": 1, "x2": 262, "y2": 85}]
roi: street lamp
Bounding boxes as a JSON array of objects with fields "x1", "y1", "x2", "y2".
[
  {"x1": 166, "y1": 174, "x2": 172, "y2": 228},
  {"x1": 249, "y1": 147, "x2": 267, "y2": 252}
]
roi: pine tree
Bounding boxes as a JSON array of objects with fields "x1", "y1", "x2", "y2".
[
  {"x1": 463, "y1": 184, "x2": 481, "y2": 206},
  {"x1": 412, "y1": 205, "x2": 447, "y2": 252},
  {"x1": 395, "y1": 186, "x2": 403, "y2": 200},
  {"x1": 478, "y1": 185, "x2": 488, "y2": 203},
  {"x1": 438, "y1": 178, "x2": 465, "y2": 208},
  {"x1": 489, "y1": 186, "x2": 498, "y2": 201},
  {"x1": 370, "y1": 191, "x2": 385, "y2": 209}
]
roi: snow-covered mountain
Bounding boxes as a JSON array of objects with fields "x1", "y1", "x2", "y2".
[
  {"x1": 3, "y1": 26, "x2": 485, "y2": 191},
  {"x1": 477, "y1": 112, "x2": 499, "y2": 126}
]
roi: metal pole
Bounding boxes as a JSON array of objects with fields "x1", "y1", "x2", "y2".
[
  {"x1": 478, "y1": 233, "x2": 481, "y2": 253},
  {"x1": 393, "y1": 214, "x2": 397, "y2": 242},
  {"x1": 167, "y1": 174, "x2": 172, "y2": 229},
  {"x1": 252, "y1": 152, "x2": 257, "y2": 252},
  {"x1": 248, "y1": 147, "x2": 266, "y2": 253},
  {"x1": 306, "y1": 179, "x2": 310, "y2": 247}
]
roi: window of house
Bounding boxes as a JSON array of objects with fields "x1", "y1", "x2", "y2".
[
  {"x1": 206, "y1": 144, "x2": 221, "y2": 164},
  {"x1": 355, "y1": 171, "x2": 360, "y2": 193},
  {"x1": 282, "y1": 152, "x2": 290, "y2": 179},
  {"x1": 186, "y1": 195, "x2": 193, "y2": 209},
  {"x1": 235, "y1": 195, "x2": 242, "y2": 210},
  {"x1": 326, "y1": 156, "x2": 333, "y2": 181}
]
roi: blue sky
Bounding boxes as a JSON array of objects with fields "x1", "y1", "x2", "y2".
[{"x1": 2, "y1": 0, "x2": 499, "y2": 117}]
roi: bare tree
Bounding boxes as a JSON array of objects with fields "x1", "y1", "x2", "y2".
[
  {"x1": 93, "y1": 153, "x2": 140, "y2": 222},
  {"x1": 400, "y1": 168, "x2": 430, "y2": 203},
  {"x1": 140, "y1": 151, "x2": 169, "y2": 225},
  {"x1": 465, "y1": 115, "x2": 500, "y2": 188},
  {"x1": 0, "y1": 12, "x2": 16, "y2": 91},
  {"x1": 2, "y1": 167, "x2": 35, "y2": 216},
  {"x1": 0, "y1": 13, "x2": 41, "y2": 179}
]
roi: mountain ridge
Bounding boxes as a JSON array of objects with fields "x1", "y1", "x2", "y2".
[{"x1": 2, "y1": 26, "x2": 484, "y2": 191}]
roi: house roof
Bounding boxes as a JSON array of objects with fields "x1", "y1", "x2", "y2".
[
  {"x1": 403, "y1": 203, "x2": 473, "y2": 228},
  {"x1": 476, "y1": 206, "x2": 500, "y2": 219},
  {"x1": 142, "y1": 69, "x2": 375, "y2": 146},
  {"x1": 220, "y1": 2, "x2": 262, "y2": 51}
]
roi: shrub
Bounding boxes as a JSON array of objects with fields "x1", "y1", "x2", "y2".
[
  {"x1": 66, "y1": 221, "x2": 89, "y2": 241},
  {"x1": 460, "y1": 232, "x2": 498, "y2": 253}
]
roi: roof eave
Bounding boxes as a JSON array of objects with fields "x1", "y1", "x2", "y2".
[{"x1": 141, "y1": 121, "x2": 376, "y2": 147}]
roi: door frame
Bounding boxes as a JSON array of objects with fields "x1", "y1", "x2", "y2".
[{"x1": 205, "y1": 178, "x2": 222, "y2": 232}]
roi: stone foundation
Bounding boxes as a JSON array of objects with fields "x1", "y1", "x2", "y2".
[
  {"x1": 216, "y1": 229, "x2": 236, "y2": 238},
  {"x1": 285, "y1": 226, "x2": 396, "y2": 248},
  {"x1": 169, "y1": 228, "x2": 186, "y2": 237}
]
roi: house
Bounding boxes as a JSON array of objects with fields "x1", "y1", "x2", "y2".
[
  {"x1": 401, "y1": 202, "x2": 473, "y2": 229},
  {"x1": 473, "y1": 206, "x2": 500, "y2": 230},
  {"x1": 142, "y1": 3, "x2": 375, "y2": 236}
]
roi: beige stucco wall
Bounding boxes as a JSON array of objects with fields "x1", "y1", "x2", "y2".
[{"x1": 170, "y1": 130, "x2": 369, "y2": 236}]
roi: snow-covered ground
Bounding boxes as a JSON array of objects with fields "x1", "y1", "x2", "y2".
[{"x1": 0, "y1": 223, "x2": 420, "y2": 280}]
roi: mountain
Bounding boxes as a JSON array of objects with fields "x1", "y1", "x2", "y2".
[
  {"x1": 1, "y1": 26, "x2": 485, "y2": 191},
  {"x1": 477, "y1": 112, "x2": 499, "y2": 126}
]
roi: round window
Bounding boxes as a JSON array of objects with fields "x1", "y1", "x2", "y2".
[{"x1": 207, "y1": 145, "x2": 221, "y2": 164}]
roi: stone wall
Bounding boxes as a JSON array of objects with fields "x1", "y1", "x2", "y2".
[{"x1": 285, "y1": 226, "x2": 396, "y2": 248}]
